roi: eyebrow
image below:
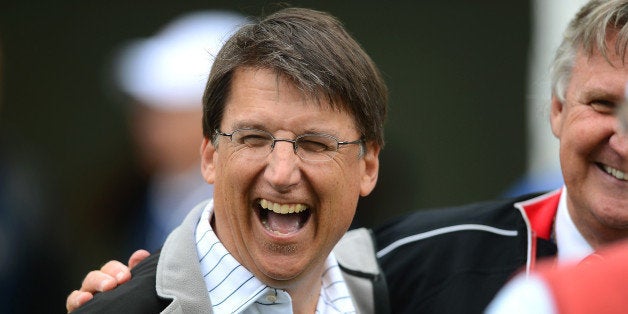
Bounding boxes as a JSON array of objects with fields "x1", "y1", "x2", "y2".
[
  {"x1": 227, "y1": 121, "x2": 345, "y2": 137},
  {"x1": 228, "y1": 121, "x2": 266, "y2": 131},
  {"x1": 577, "y1": 86, "x2": 624, "y2": 103},
  {"x1": 300, "y1": 128, "x2": 343, "y2": 136}
]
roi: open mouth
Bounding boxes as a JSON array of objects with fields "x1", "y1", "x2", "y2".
[
  {"x1": 600, "y1": 163, "x2": 628, "y2": 181},
  {"x1": 257, "y1": 199, "x2": 311, "y2": 235}
]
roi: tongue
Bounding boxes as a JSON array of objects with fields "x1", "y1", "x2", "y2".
[{"x1": 267, "y1": 211, "x2": 301, "y2": 234}]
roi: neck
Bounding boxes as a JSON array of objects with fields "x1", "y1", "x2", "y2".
[{"x1": 285, "y1": 267, "x2": 323, "y2": 313}]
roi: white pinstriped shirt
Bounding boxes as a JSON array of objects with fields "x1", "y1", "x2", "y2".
[{"x1": 195, "y1": 200, "x2": 356, "y2": 314}]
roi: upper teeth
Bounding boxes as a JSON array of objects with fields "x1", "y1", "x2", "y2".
[
  {"x1": 603, "y1": 165, "x2": 628, "y2": 181},
  {"x1": 260, "y1": 199, "x2": 307, "y2": 214}
]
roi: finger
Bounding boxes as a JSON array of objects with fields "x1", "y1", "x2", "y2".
[
  {"x1": 80, "y1": 270, "x2": 117, "y2": 293},
  {"x1": 128, "y1": 249, "x2": 151, "y2": 270},
  {"x1": 66, "y1": 290, "x2": 93, "y2": 313},
  {"x1": 100, "y1": 260, "x2": 131, "y2": 284}
]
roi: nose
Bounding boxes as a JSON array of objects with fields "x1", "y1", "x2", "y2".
[
  {"x1": 264, "y1": 140, "x2": 301, "y2": 191},
  {"x1": 611, "y1": 116, "x2": 628, "y2": 158}
]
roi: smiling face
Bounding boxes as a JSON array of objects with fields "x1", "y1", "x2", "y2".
[
  {"x1": 200, "y1": 67, "x2": 380, "y2": 290},
  {"x1": 550, "y1": 33, "x2": 628, "y2": 247}
]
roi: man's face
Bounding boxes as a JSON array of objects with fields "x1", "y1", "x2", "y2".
[
  {"x1": 551, "y1": 33, "x2": 628, "y2": 245},
  {"x1": 200, "y1": 67, "x2": 380, "y2": 288}
]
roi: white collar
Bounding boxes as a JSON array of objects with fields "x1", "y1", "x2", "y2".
[
  {"x1": 554, "y1": 187, "x2": 594, "y2": 264},
  {"x1": 195, "y1": 200, "x2": 356, "y2": 313}
]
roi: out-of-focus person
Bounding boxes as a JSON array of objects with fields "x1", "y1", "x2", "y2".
[
  {"x1": 486, "y1": 239, "x2": 628, "y2": 314},
  {"x1": 108, "y1": 10, "x2": 247, "y2": 252}
]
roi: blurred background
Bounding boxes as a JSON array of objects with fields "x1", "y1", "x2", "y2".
[{"x1": 0, "y1": 0, "x2": 583, "y2": 312}]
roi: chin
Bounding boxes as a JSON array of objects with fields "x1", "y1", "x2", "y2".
[
  {"x1": 257, "y1": 265, "x2": 304, "y2": 287},
  {"x1": 257, "y1": 250, "x2": 307, "y2": 275},
  {"x1": 598, "y1": 211, "x2": 628, "y2": 229},
  {"x1": 591, "y1": 199, "x2": 628, "y2": 229}
]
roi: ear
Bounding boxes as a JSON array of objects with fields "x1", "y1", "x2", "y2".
[
  {"x1": 359, "y1": 142, "x2": 380, "y2": 197},
  {"x1": 550, "y1": 95, "x2": 565, "y2": 138},
  {"x1": 200, "y1": 137, "x2": 217, "y2": 184}
]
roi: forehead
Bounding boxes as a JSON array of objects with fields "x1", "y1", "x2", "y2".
[
  {"x1": 222, "y1": 67, "x2": 358, "y2": 133},
  {"x1": 569, "y1": 40, "x2": 628, "y2": 100}
]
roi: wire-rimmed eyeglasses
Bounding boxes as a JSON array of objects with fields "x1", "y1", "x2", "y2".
[{"x1": 214, "y1": 128, "x2": 364, "y2": 162}]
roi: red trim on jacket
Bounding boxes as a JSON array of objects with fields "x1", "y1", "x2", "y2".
[
  {"x1": 519, "y1": 189, "x2": 561, "y2": 240},
  {"x1": 515, "y1": 189, "x2": 561, "y2": 271}
]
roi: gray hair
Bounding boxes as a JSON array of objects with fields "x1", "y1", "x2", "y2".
[{"x1": 551, "y1": 0, "x2": 628, "y2": 102}]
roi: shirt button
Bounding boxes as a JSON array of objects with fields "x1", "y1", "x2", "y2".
[{"x1": 266, "y1": 294, "x2": 277, "y2": 303}]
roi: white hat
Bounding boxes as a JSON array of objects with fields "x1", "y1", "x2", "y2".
[{"x1": 116, "y1": 11, "x2": 247, "y2": 111}]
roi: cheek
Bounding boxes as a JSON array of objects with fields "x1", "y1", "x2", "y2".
[
  {"x1": 214, "y1": 153, "x2": 267, "y2": 197},
  {"x1": 561, "y1": 112, "x2": 607, "y2": 155},
  {"x1": 310, "y1": 163, "x2": 361, "y2": 216},
  {"x1": 212, "y1": 156, "x2": 236, "y2": 198},
  {"x1": 215, "y1": 158, "x2": 244, "y2": 189},
  {"x1": 313, "y1": 161, "x2": 359, "y2": 189}
]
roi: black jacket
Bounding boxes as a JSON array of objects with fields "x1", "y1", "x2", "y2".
[{"x1": 375, "y1": 192, "x2": 560, "y2": 314}]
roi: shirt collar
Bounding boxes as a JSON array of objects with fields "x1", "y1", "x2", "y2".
[
  {"x1": 194, "y1": 200, "x2": 356, "y2": 313},
  {"x1": 555, "y1": 186, "x2": 594, "y2": 264}
]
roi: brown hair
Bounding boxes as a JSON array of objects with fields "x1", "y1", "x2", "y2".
[{"x1": 202, "y1": 7, "x2": 388, "y2": 148}]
